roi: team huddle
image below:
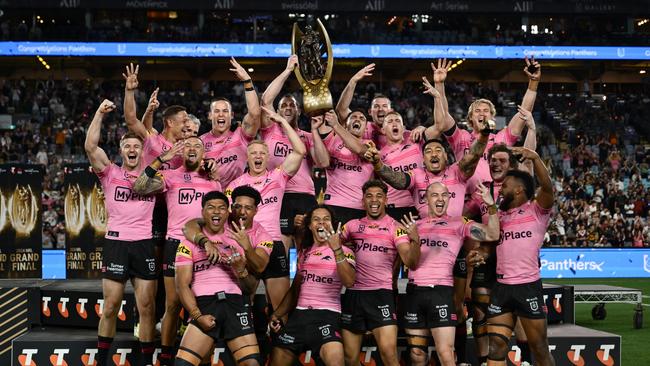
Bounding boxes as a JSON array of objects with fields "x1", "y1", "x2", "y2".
[{"x1": 84, "y1": 56, "x2": 556, "y2": 366}]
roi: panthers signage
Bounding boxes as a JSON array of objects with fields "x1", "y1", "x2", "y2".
[
  {"x1": 64, "y1": 164, "x2": 107, "y2": 279},
  {"x1": 0, "y1": 164, "x2": 43, "y2": 278}
]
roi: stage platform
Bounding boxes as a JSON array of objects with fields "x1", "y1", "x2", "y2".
[{"x1": 1, "y1": 279, "x2": 619, "y2": 366}]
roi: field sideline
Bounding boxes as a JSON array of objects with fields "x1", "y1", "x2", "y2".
[{"x1": 545, "y1": 278, "x2": 649, "y2": 365}]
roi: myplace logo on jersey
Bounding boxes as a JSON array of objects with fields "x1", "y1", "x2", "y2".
[
  {"x1": 178, "y1": 188, "x2": 205, "y2": 204},
  {"x1": 274, "y1": 142, "x2": 292, "y2": 157},
  {"x1": 539, "y1": 248, "x2": 650, "y2": 278}
]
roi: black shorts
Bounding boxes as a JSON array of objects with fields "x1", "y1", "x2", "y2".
[
  {"x1": 259, "y1": 241, "x2": 289, "y2": 279},
  {"x1": 274, "y1": 309, "x2": 342, "y2": 356},
  {"x1": 102, "y1": 238, "x2": 157, "y2": 280},
  {"x1": 470, "y1": 255, "x2": 497, "y2": 289},
  {"x1": 152, "y1": 197, "x2": 167, "y2": 246},
  {"x1": 453, "y1": 248, "x2": 467, "y2": 279},
  {"x1": 487, "y1": 280, "x2": 547, "y2": 320},
  {"x1": 401, "y1": 284, "x2": 457, "y2": 329},
  {"x1": 193, "y1": 294, "x2": 255, "y2": 341},
  {"x1": 163, "y1": 238, "x2": 181, "y2": 277},
  {"x1": 341, "y1": 289, "x2": 397, "y2": 332},
  {"x1": 386, "y1": 206, "x2": 419, "y2": 222},
  {"x1": 280, "y1": 192, "x2": 317, "y2": 235},
  {"x1": 325, "y1": 204, "x2": 365, "y2": 228}
]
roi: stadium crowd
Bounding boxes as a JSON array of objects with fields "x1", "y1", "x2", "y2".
[
  {"x1": 2, "y1": 11, "x2": 649, "y2": 46},
  {"x1": 0, "y1": 74, "x2": 648, "y2": 249}
]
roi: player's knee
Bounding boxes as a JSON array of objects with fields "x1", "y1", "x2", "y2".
[
  {"x1": 378, "y1": 345, "x2": 398, "y2": 364},
  {"x1": 487, "y1": 336, "x2": 508, "y2": 359},
  {"x1": 436, "y1": 346, "x2": 455, "y2": 363},
  {"x1": 408, "y1": 345, "x2": 428, "y2": 364},
  {"x1": 164, "y1": 298, "x2": 181, "y2": 313},
  {"x1": 101, "y1": 298, "x2": 121, "y2": 319}
]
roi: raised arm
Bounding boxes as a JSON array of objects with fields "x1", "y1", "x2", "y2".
[
  {"x1": 507, "y1": 57, "x2": 541, "y2": 136},
  {"x1": 518, "y1": 106, "x2": 536, "y2": 175},
  {"x1": 422, "y1": 76, "x2": 446, "y2": 141},
  {"x1": 141, "y1": 88, "x2": 160, "y2": 133},
  {"x1": 230, "y1": 57, "x2": 261, "y2": 137},
  {"x1": 84, "y1": 100, "x2": 114, "y2": 172},
  {"x1": 327, "y1": 111, "x2": 367, "y2": 155},
  {"x1": 132, "y1": 142, "x2": 183, "y2": 195},
  {"x1": 512, "y1": 147, "x2": 554, "y2": 209},
  {"x1": 458, "y1": 121, "x2": 490, "y2": 179},
  {"x1": 335, "y1": 64, "x2": 375, "y2": 121},
  {"x1": 466, "y1": 183, "x2": 500, "y2": 242},
  {"x1": 261, "y1": 106, "x2": 306, "y2": 176},
  {"x1": 327, "y1": 223, "x2": 355, "y2": 288},
  {"x1": 310, "y1": 115, "x2": 330, "y2": 168},
  {"x1": 431, "y1": 59, "x2": 456, "y2": 132},
  {"x1": 122, "y1": 63, "x2": 149, "y2": 139},
  {"x1": 261, "y1": 55, "x2": 298, "y2": 127}
]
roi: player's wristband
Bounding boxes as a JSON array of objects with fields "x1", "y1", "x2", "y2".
[
  {"x1": 156, "y1": 156, "x2": 164, "y2": 164},
  {"x1": 144, "y1": 166, "x2": 157, "y2": 178},
  {"x1": 487, "y1": 205, "x2": 498, "y2": 215},
  {"x1": 190, "y1": 309, "x2": 202, "y2": 321},
  {"x1": 245, "y1": 86, "x2": 255, "y2": 92},
  {"x1": 197, "y1": 237, "x2": 209, "y2": 248}
]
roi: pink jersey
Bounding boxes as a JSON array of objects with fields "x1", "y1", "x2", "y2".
[
  {"x1": 445, "y1": 127, "x2": 518, "y2": 187},
  {"x1": 226, "y1": 167, "x2": 290, "y2": 241},
  {"x1": 160, "y1": 166, "x2": 222, "y2": 240},
  {"x1": 407, "y1": 164, "x2": 468, "y2": 218},
  {"x1": 496, "y1": 201, "x2": 551, "y2": 285},
  {"x1": 363, "y1": 123, "x2": 414, "y2": 150},
  {"x1": 323, "y1": 134, "x2": 374, "y2": 209},
  {"x1": 341, "y1": 215, "x2": 409, "y2": 290},
  {"x1": 142, "y1": 133, "x2": 183, "y2": 170},
  {"x1": 409, "y1": 215, "x2": 473, "y2": 287},
  {"x1": 261, "y1": 123, "x2": 315, "y2": 195},
  {"x1": 175, "y1": 231, "x2": 242, "y2": 297},
  {"x1": 95, "y1": 164, "x2": 156, "y2": 241},
  {"x1": 201, "y1": 128, "x2": 253, "y2": 187},
  {"x1": 381, "y1": 140, "x2": 424, "y2": 208},
  {"x1": 296, "y1": 245, "x2": 356, "y2": 312}
]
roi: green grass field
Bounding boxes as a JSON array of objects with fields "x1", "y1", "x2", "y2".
[{"x1": 545, "y1": 278, "x2": 649, "y2": 365}]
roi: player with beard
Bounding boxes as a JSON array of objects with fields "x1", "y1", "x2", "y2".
[
  {"x1": 425, "y1": 58, "x2": 541, "y2": 189},
  {"x1": 336, "y1": 64, "x2": 426, "y2": 148},
  {"x1": 225, "y1": 106, "x2": 306, "y2": 329},
  {"x1": 134, "y1": 136, "x2": 221, "y2": 365},
  {"x1": 201, "y1": 58, "x2": 261, "y2": 188},
  {"x1": 339, "y1": 180, "x2": 421, "y2": 366},
  {"x1": 464, "y1": 107, "x2": 537, "y2": 366},
  {"x1": 260, "y1": 55, "x2": 330, "y2": 256},
  {"x1": 269, "y1": 206, "x2": 356, "y2": 366},
  {"x1": 85, "y1": 100, "x2": 158, "y2": 366},
  {"x1": 174, "y1": 191, "x2": 262, "y2": 366},
  {"x1": 484, "y1": 147, "x2": 555, "y2": 366},
  {"x1": 310, "y1": 109, "x2": 374, "y2": 226},
  {"x1": 404, "y1": 182, "x2": 500, "y2": 366}
]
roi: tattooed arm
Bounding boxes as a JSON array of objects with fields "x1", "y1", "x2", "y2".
[
  {"x1": 467, "y1": 182, "x2": 500, "y2": 242},
  {"x1": 458, "y1": 127, "x2": 489, "y2": 180},
  {"x1": 373, "y1": 162, "x2": 411, "y2": 190}
]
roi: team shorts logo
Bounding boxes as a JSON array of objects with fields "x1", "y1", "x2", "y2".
[
  {"x1": 239, "y1": 313, "x2": 249, "y2": 327},
  {"x1": 319, "y1": 325, "x2": 331, "y2": 337},
  {"x1": 380, "y1": 307, "x2": 390, "y2": 319},
  {"x1": 528, "y1": 298, "x2": 539, "y2": 311},
  {"x1": 439, "y1": 308, "x2": 447, "y2": 319}
]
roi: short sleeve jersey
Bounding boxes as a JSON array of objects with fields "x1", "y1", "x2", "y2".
[
  {"x1": 296, "y1": 245, "x2": 356, "y2": 313},
  {"x1": 260, "y1": 123, "x2": 315, "y2": 195},
  {"x1": 341, "y1": 215, "x2": 409, "y2": 290},
  {"x1": 496, "y1": 201, "x2": 551, "y2": 285},
  {"x1": 95, "y1": 163, "x2": 155, "y2": 241},
  {"x1": 200, "y1": 127, "x2": 253, "y2": 187},
  {"x1": 409, "y1": 215, "x2": 473, "y2": 287}
]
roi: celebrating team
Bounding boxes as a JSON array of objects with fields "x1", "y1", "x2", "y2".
[{"x1": 85, "y1": 56, "x2": 555, "y2": 366}]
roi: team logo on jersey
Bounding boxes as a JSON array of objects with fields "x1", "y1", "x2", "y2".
[
  {"x1": 183, "y1": 173, "x2": 192, "y2": 182},
  {"x1": 357, "y1": 224, "x2": 365, "y2": 232},
  {"x1": 322, "y1": 256, "x2": 332, "y2": 261},
  {"x1": 434, "y1": 221, "x2": 448, "y2": 226}
]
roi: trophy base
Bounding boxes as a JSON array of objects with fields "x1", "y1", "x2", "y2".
[{"x1": 302, "y1": 88, "x2": 333, "y2": 117}]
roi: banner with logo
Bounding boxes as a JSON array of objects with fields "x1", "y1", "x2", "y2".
[
  {"x1": 64, "y1": 164, "x2": 106, "y2": 279},
  {"x1": 0, "y1": 164, "x2": 43, "y2": 279},
  {"x1": 540, "y1": 248, "x2": 650, "y2": 278}
]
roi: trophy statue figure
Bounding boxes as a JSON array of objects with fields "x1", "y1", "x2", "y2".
[{"x1": 291, "y1": 18, "x2": 334, "y2": 116}]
